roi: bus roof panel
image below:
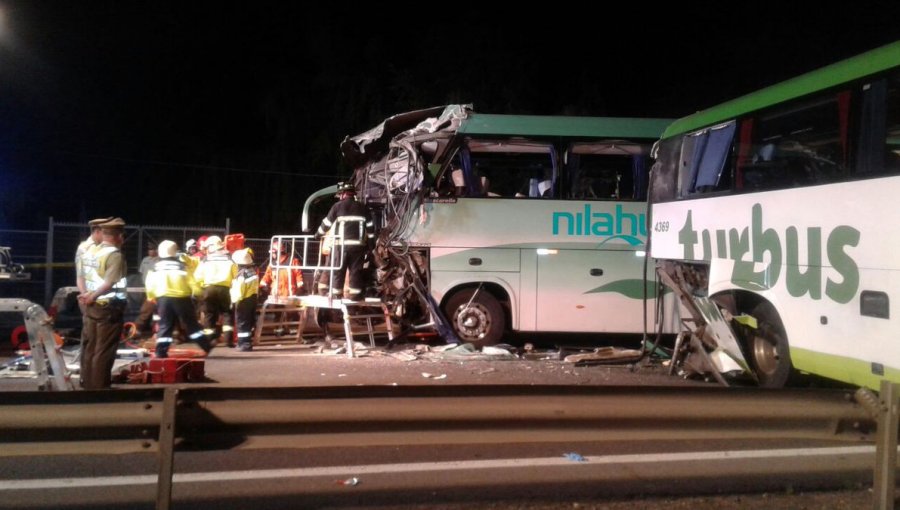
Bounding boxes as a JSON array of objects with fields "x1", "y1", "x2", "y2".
[
  {"x1": 459, "y1": 114, "x2": 672, "y2": 139},
  {"x1": 662, "y1": 40, "x2": 900, "y2": 139}
]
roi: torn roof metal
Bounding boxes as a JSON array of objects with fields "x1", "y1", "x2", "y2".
[{"x1": 340, "y1": 105, "x2": 455, "y2": 167}]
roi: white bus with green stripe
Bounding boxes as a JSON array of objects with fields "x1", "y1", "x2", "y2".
[
  {"x1": 305, "y1": 106, "x2": 676, "y2": 346},
  {"x1": 648, "y1": 42, "x2": 900, "y2": 389}
]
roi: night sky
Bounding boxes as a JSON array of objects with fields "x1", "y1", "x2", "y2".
[{"x1": 1, "y1": 2, "x2": 899, "y2": 236}]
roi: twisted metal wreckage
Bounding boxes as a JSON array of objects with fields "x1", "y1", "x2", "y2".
[{"x1": 336, "y1": 104, "x2": 468, "y2": 343}]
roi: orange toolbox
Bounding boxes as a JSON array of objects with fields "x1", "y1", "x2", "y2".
[{"x1": 147, "y1": 358, "x2": 206, "y2": 383}]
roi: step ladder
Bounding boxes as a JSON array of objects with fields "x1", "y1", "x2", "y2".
[
  {"x1": 252, "y1": 297, "x2": 310, "y2": 346},
  {"x1": 340, "y1": 299, "x2": 395, "y2": 357},
  {"x1": 260, "y1": 234, "x2": 396, "y2": 357}
]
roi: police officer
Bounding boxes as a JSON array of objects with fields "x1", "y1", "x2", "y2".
[
  {"x1": 77, "y1": 217, "x2": 128, "y2": 389},
  {"x1": 145, "y1": 240, "x2": 210, "y2": 358},
  {"x1": 75, "y1": 217, "x2": 113, "y2": 294},
  {"x1": 315, "y1": 182, "x2": 373, "y2": 300}
]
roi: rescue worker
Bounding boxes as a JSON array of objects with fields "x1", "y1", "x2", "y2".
[
  {"x1": 135, "y1": 242, "x2": 160, "y2": 338},
  {"x1": 185, "y1": 239, "x2": 199, "y2": 257},
  {"x1": 315, "y1": 182, "x2": 374, "y2": 300},
  {"x1": 196, "y1": 235, "x2": 210, "y2": 261},
  {"x1": 145, "y1": 240, "x2": 210, "y2": 358},
  {"x1": 230, "y1": 248, "x2": 259, "y2": 351},
  {"x1": 77, "y1": 217, "x2": 128, "y2": 389},
  {"x1": 74, "y1": 217, "x2": 112, "y2": 294},
  {"x1": 260, "y1": 240, "x2": 303, "y2": 300},
  {"x1": 193, "y1": 235, "x2": 237, "y2": 346}
]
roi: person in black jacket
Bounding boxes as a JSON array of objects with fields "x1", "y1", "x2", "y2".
[{"x1": 315, "y1": 182, "x2": 373, "y2": 300}]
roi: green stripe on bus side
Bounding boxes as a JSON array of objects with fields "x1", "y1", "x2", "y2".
[
  {"x1": 663, "y1": 41, "x2": 900, "y2": 138},
  {"x1": 585, "y1": 279, "x2": 670, "y2": 300},
  {"x1": 460, "y1": 115, "x2": 673, "y2": 139},
  {"x1": 791, "y1": 346, "x2": 900, "y2": 390}
]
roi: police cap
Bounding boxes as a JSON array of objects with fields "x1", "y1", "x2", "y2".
[
  {"x1": 100, "y1": 217, "x2": 126, "y2": 234},
  {"x1": 88, "y1": 217, "x2": 114, "y2": 229}
]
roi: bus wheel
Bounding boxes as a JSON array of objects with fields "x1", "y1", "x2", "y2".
[
  {"x1": 749, "y1": 301, "x2": 792, "y2": 388},
  {"x1": 444, "y1": 289, "x2": 505, "y2": 347}
]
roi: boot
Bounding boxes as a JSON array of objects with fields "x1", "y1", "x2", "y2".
[{"x1": 155, "y1": 342, "x2": 170, "y2": 358}]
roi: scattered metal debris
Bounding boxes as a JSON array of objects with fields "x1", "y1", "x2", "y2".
[{"x1": 564, "y1": 347, "x2": 643, "y2": 365}]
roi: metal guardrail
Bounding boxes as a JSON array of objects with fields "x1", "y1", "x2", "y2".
[{"x1": 0, "y1": 384, "x2": 896, "y2": 510}]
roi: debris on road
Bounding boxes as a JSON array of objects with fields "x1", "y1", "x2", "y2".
[
  {"x1": 336, "y1": 477, "x2": 360, "y2": 486},
  {"x1": 564, "y1": 347, "x2": 642, "y2": 365}
]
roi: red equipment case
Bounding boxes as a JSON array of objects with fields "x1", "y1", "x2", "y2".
[
  {"x1": 147, "y1": 358, "x2": 206, "y2": 383},
  {"x1": 225, "y1": 233, "x2": 245, "y2": 252}
]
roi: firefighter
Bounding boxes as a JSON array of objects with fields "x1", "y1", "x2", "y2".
[
  {"x1": 230, "y1": 248, "x2": 259, "y2": 351},
  {"x1": 77, "y1": 217, "x2": 128, "y2": 389},
  {"x1": 315, "y1": 182, "x2": 373, "y2": 300},
  {"x1": 145, "y1": 240, "x2": 210, "y2": 358},
  {"x1": 193, "y1": 235, "x2": 237, "y2": 346},
  {"x1": 260, "y1": 240, "x2": 303, "y2": 300},
  {"x1": 185, "y1": 239, "x2": 199, "y2": 257}
]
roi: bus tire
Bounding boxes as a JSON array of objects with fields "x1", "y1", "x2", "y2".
[
  {"x1": 749, "y1": 301, "x2": 793, "y2": 388},
  {"x1": 443, "y1": 288, "x2": 505, "y2": 347}
]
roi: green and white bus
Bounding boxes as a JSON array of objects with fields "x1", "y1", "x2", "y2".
[
  {"x1": 304, "y1": 106, "x2": 676, "y2": 345},
  {"x1": 648, "y1": 42, "x2": 900, "y2": 389}
]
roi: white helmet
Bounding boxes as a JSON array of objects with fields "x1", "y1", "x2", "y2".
[
  {"x1": 157, "y1": 240, "x2": 179, "y2": 258},
  {"x1": 231, "y1": 248, "x2": 253, "y2": 266},
  {"x1": 204, "y1": 235, "x2": 224, "y2": 251}
]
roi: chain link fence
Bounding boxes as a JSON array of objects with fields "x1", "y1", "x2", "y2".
[{"x1": 0, "y1": 218, "x2": 230, "y2": 308}]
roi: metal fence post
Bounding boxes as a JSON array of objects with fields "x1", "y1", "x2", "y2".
[
  {"x1": 874, "y1": 380, "x2": 899, "y2": 510},
  {"x1": 44, "y1": 217, "x2": 54, "y2": 307},
  {"x1": 137, "y1": 228, "x2": 144, "y2": 265},
  {"x1": 156, "y1": 387, "x2": 178, "y2": 510}
]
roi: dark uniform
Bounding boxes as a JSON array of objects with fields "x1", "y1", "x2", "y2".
[
  {"x1": 78, "y1": 217, "x2": 127, "y2": 389},
  {"x1": 316, "y1": 182, "x2": 374, "y2": 300}
]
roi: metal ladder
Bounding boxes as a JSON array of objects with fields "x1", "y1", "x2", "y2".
[{"x1": 0, "y1": 299, "x2": 75, "y2": 390}]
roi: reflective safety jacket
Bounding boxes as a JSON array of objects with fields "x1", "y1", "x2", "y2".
[
  {"x1": 261, "y1": 254, "x2": 302, "y2": 297},
  {"x1": 194, "y1": 251, "x2": 237, "y2": 288},
  {"x1": 317, "y1": 198, "x2": 374, "y2": 247},
  {"x1": 146, "y1": 257, "x2": 200, "y2": 299},
  {"x1": 230, "y1": 266, "x2": 260, "y2": 303},
  {"x1": 74, "y1": 237, "x2": 96, "y2": 277},
  {"x1": 82, "y1": 243, "x2": 127, "y2": 302}
]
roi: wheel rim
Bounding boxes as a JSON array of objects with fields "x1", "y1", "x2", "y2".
[
  {"x1": 752, "y1": 332, "x2": 779, "y2": 376},
  {"x1": 453, "y1": 303, "x2": 492, "y2": 341}
]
